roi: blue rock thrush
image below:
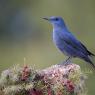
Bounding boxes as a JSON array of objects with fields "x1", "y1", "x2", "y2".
[{"x1": 43, "y1": 16, "x2": 95, "y2": 68}]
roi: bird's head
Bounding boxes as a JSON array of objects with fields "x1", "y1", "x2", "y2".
[{"x1": 43, "y1": 16, "x2": 66, "y2": 28}]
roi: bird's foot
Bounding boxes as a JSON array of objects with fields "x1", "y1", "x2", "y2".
[{"x1": 58, "y1": 57, "x2": 72, "y2": 66}]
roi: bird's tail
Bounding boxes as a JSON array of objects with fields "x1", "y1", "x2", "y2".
[
  {"x1": 87, "y1": 50, "x2": 95, "y2": 56},
  {"x1": 83, "y1": 56, "x2": 95, "y2": 70}
]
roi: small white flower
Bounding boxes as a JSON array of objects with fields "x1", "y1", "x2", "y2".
[
  {"x1": 1, "y1": 69, "x2": 11, "y2": 78},
  {"x1": 25, "y1": 83, "x2": 33, "y2": 90},
  {"x1": 3, "y1": 85, "x2": 22, "y2": 95},
  {"x1": 11, "y1": 74, "x2": 19, "y2": 82}
]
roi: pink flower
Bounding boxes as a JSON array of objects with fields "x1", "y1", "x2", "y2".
[
  {"x1": 47, "y1": 86, "x2": 52, "y2": 95},
  {"x1": 66, "y1": 80, "x2": 74, "y2": 92},
  {"x1": 21, "y1": 66, "x2": 31, "y2": 81},
  {"x1": 29, "y1": 89, "x2": 43, "y2": 95}
]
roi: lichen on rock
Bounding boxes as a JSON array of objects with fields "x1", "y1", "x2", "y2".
[{"x1": 0, "y1": 64, "x2": 87, "y2": 95}]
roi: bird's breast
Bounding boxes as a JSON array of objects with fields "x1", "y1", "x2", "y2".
[
  {"x1": 53, "y1": 31, "x2": 59, "y2": 45},
  {"x1": 53, "y1": 31, "x2": 69, "y2": 56},
  {"x1": 53, "y1": 29, "x2": 63, "y2": 45},
  {"x1": 53, "y1": 30, "x2": 65, "y2": 50}
]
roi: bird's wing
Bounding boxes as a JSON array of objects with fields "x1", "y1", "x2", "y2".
[{"x1": 60, "y1": 32, "x2": 89, "y2": 55}]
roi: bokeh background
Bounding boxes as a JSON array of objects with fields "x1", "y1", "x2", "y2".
[{"x1": 0, "y1": 0, "x2": 95, "y2": 94}]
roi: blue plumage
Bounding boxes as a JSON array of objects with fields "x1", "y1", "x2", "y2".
[{"x1": 43, "y1": 16, "x2": 95, "y2": 68}]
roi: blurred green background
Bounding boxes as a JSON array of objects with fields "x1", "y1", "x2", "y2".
[{"x1": 0, "y1": 0, "x2": 95, "y2": 94}]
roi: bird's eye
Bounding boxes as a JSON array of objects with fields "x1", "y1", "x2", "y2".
[{"x1": 55, "y1": 18, "x2": 59, "y2": 21}]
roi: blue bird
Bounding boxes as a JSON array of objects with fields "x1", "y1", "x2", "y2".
[{"x1": 43, "y1": 16, "x2": 95, "y2": 68}]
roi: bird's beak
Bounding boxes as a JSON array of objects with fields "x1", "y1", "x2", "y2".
[{"x1": 43, "y1": 17, "x2": 50, "y2": 21}]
